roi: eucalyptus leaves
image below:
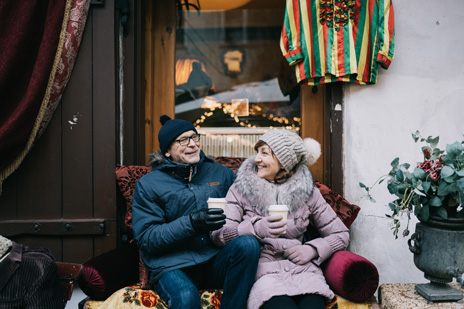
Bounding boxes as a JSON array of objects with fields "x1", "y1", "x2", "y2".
[{"x1": 360, "y1": 131, "x2": 464, "y2": 238}]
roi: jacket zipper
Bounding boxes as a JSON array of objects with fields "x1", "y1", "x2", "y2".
[{"x1": 188, "y1": 166, "x2": 193, "y2": 182}]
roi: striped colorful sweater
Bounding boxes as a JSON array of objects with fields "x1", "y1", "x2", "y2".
[{"x1": 280, "y1": 0, "x2": 395, "y2": 85}]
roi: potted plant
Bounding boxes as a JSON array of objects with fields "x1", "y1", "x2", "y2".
[
  {"x1": 360, "y1": 130, "x2": 464, "y2": 238},
  {"x1": 360, "y1": 131, "x2": 464, "y2": 303}
]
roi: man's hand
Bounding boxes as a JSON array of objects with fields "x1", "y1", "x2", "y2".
[
  {"x1": 283, "y1": 245, "x2": 317, "y2": 265},
  {"x1": 189, "y1": 208, "x2": 226, "y2": 234},
  {"x1": 253, "y1": 215, "x2": 287, "y2": 238}
]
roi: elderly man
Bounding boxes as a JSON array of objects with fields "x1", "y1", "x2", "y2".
[{"x1": 132, "y1": 115, "x2": 260, "y2": 309}]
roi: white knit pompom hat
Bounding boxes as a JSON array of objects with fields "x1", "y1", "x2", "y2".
[{"x1": 258, "y1": 130, "x2": 321, "y2": 172}]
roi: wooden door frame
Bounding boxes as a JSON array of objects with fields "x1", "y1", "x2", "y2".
[
  {"x1": 119, "y1": 0, "x2": 146, "y2": 166},
  {"x1": 142, "y1": 0, "x2": 176, "y2": 159},
  {"x1": 325, "y1": 83, "x2": 344, "y2": 195},
  {"x1": 300, "y1": 83, "x2": 344, "y2": 195}
]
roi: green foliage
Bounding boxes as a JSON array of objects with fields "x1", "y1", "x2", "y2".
[{"x1": 360, "y1": 131, "x2": 464, "y2": 238}]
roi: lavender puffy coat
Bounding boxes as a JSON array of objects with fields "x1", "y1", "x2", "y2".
[{"x1": 211, "y1": 157, "x2": 349, "y2": 309}]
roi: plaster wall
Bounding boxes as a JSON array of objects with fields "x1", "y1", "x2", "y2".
[{"x1": 344, "y1": 1, "x2": 464, "y2": 286}]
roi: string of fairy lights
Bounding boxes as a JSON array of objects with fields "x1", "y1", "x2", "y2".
[{"x1": 193, "y1": 102, "x2": 301, "y2": 131}]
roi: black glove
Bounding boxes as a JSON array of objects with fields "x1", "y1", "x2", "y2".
[{"x1": 189, "y1": 208, "x2": 226, "y2": 234}]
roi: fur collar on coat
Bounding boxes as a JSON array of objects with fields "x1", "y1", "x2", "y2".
[
  {"x1": 148, "y1": 151, "x2": 168, "y2": 167},
  {"x1": 147, "y1": 150, "x2": 213, "y2": 167},
  {"x1": 147, "y1": 151, "x2": 214, "y2": 181},
  {"x1": 233, "y1": 156, "x2": 315, "y2": 214}
]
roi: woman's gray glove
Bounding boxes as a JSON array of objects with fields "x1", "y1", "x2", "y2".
[
  {"x1": 189, "y1": 208, "x2": 226, "y2": 234},
  {"x1": 283, "y1": 244, "x2": 317, "y2": 265},
  {"x1": 253, "y1": 215, "x2": 287, "y2": 238}
]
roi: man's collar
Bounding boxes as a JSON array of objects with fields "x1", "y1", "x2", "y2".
[{"x1": 0, "y1": 242, "x2": 22, "y2": 291}]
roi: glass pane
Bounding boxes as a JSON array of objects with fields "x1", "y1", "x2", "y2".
[{"x1": 175, "y1": 0, "x2": 300, "y2": 157}]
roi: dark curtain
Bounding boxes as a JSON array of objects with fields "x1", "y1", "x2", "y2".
[{"x1": 0, "y1": 0, "x2": 90, "y2": 192}]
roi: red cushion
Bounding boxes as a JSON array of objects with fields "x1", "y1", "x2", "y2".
[
  {"x1": 115, "y1": 165, "x2": 151, "y2": 235},
  {"x1": 213, "y1": 156, "x2": 246, "y2": 174},
  {"x1": 314, "y1": 180, "x2": 360, "y2": 229},
  {"x1": 322, "y1": 251, "x2": 379, "y2": 303},
  {"x1": 78, "y1": 242, "x2": 140, "y2": 301}
]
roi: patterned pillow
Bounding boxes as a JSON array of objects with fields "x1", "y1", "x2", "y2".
[
  {"x1": 304, "y1": 180, "x2": 360, "y2": 240},
  {"x1": 314, "y1": 180, "x2": 360, "y2": 229},
  {"x1": 115, "y1": 165, "x2": 152, "y2": 235},
  {"x1": 212, "y1": 156, "x2": 246, "y2": 173}
]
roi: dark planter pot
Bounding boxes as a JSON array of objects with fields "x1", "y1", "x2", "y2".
[{"x1": 408, "y1": 216, "x2": 464, "y2": 304}]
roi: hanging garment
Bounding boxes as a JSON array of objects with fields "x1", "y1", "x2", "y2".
[{"x1": 280, "y1": 0, "x2": 395, "y2": 85}]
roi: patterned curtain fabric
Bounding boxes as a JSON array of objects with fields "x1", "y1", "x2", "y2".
[{"x1": 0, "y1": 0, "x2": 90, "y2": 193}]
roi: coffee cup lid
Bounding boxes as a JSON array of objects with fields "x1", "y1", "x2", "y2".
[
  {"x1": 207, "y1": 197, "x2": 226, "y2": 202},
  {"x1": 268, "y1": 204, "x2": 289, "y2": 211}
]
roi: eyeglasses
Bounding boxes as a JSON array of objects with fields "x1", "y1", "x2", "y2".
[{"x1": 175, "y1": 134, "x2": 200, "y2": 146}]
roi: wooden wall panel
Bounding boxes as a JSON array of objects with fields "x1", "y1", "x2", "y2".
[
  {"x1": 16, "y1": 107, "x2": 62, "y2": 220},
  {"x1": 61, "y1": 8, "x2": 93, "y2": 220},
  {"x1": 121, "y1": 0, "x2": 145, "y2": 166},
  {"x1": 10, "y1": 103, "x2": 63, "y2": 260},
  {"x1": 59, "y1": 8, "x2": 94, "y2": 264},
  {"x1": 14, "y1": 236, "x2": 63, "y2": 261},
  {"x1": 92, "y1": 1, "x2": 117, "y2": 257},
  {"x1": 144, "y1": 0, "x2": 155, "y2": 158},
  {"x1": 0, "y1": 171, "x2": 16, "y2": 219},
  {"x1": 63, "y1": 236, "x2": 93, "y2": 264},
  {"x1": 144, "y1": 0, "x2": 176, "y2": 158},
  {"x1": 300, "y1": 84, "x2": 326, "y2": 184}
]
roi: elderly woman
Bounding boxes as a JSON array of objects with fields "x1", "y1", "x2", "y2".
[{"x1": 211, "y1": 130, "x2": 349, "y2": 309}]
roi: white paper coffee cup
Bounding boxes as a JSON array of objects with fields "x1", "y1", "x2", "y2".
[
  {"x1": 268, "y1": 204, "x2": 289, "y2": 233},
  {"x1": 207, "y1": 198, "x2": 227, "y2": 211},
  {"x1": 268, "y1": 204, "x2": 289, "y2": 220}
]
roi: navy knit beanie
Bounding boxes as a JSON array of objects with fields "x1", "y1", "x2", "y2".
[{"x1": 158, "y1": 115, "x2": 197, "y2": 154}]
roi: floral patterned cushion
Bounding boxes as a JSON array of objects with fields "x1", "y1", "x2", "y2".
[
  {"x1": 82, "y1": 284, "x2": 354, "y2": 309},
  {"x1": 82, "y1": 284, "x2": 222, "y2": 309}
]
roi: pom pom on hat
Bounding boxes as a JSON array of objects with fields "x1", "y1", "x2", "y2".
[
  {"x1": 303, "y1": 137, "x2": 321, "y2": 166},
  {"x1": 158, "y1": 115, "x2": 197, "y2": 154},
  {"x1": 160, "y1": 115, "x2": 171, "y2": 126},
  {"x1": 258, "y1": 130, "x2": 321, "y2": 172}
]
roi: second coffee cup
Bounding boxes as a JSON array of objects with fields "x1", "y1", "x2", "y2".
[
  {"x1": 268, "y1": 204, "x2": 289, "y2": 233},
  {"x1": 207, "y1": 197, "x2": 227, "y2": 211}
]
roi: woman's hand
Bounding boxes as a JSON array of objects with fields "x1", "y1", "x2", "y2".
[
  {"x1": 253, "y1": 215, "x2": 287, "y2": 238},
  {"x1": 283, "y1": 245, "x2": 317, "y2": 265}
]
